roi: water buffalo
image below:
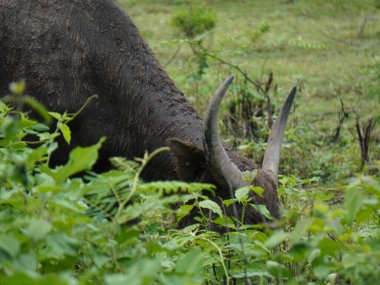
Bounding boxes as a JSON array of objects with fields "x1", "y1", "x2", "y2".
[{"x1": 0, "y1": 0, "x2": 295, "y2": 224}]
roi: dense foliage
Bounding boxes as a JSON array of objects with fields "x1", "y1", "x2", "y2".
[
  {"x1": 1, "y1": 0, "x2": 380, "y2": 284},
  {"x1": 1, "y1": 84, "x2": 379, "y2": 284}
]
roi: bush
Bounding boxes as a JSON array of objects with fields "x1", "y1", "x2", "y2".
[
  {"x1": 1, "y1": 83, "x2": 380, "y2": 284},
  {"x1": 171, "y1": 5, "x2": 216, "y2": 39}
]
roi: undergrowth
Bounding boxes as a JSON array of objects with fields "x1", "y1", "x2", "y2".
[{"x1": 0, "y1": 82, "x2": 379, "y2": 284}]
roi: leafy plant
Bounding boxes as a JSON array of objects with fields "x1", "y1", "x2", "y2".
[
  {"x1": 171, "y1": 5, "x2": 216, "y2": 40},
  {"x1": 1, "y1": 73, "x2": 380, "y2": 285}
]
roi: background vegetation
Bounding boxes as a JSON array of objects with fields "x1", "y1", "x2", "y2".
[{"x1": 0, "y1": 0, "x2": 379, "y2": 284}]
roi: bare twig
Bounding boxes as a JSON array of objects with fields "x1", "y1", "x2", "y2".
[
  {"x1": 356, "y1": 116, "x2": 376, "y2": 170},
  {"x1": 164, "y1": 45, "x2": 182, "y2": 68},
  {"x1": 201, "y1": 47, "x2": 264, "y2": 92},
  {"x1": 265, "y1": 72, "x2": 274, "y2": 128},
  {"x1": 332, "y1": 99, "x2": 350, "y2": 142},
  {"x1": 357, "y1": 13, "x2": 375, "y2": 38}
]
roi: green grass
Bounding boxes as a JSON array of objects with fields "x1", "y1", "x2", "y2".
[
  {"x1": 124, "y1": 0, "x2": 380, "y2": 119},
  {"x1": 121, "y1": 0, "x2": 380, "y2": 182}
]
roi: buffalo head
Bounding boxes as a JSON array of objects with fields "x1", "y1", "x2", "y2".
[{"x1": 167, "y1": 76, "x2": 296, "y2": 226}]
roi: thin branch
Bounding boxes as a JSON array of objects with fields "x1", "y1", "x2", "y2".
[
  {"x1": 201, "y1": 48, "x2": 264, "y2": 92},
  {"x1": 164, "y1": 45, "x2": 182, "y2": 68},
  {"x1": 332, "y1": 99, "x2": 350, "y2": 142},
  {"x1": 356, "y1": 116, "x2": 376, "y2": 170},
  {"x1": 265, "y1": 72, "x2": 274, "y2": 128}
]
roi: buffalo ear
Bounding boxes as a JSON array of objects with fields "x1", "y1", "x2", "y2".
[{"x1": 165, "y1": 138, "x2": 206, "y2": 181}]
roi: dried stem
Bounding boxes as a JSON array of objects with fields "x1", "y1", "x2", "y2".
[{"x1": 356, "y1": 117, "x2": 376, "y2": 170}]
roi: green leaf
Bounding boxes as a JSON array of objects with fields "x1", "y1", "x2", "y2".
[
  {"x1": 26, "y1": 146, "x2": 48, "y2": 167},
  {"x1": 223, "y1": 199, "x2": 236, "y2": 207},
  {"x1": 0, "y1": 100, "x2": 9, "y2": 112},
  {"x1": 51, "y1": 138, "x2": 105, "y2": 184},
  {"x1": 16, "y1": 253, "x2": 38, "y2": 272},
  {"x1": 57, "y1": 122, "x2": 71, "y2": 144},
  {"x1": 24, "y1": 219, "x2": 52, "y2": 241},
  {"x1": 250, "y1": 204, "x2": 273, "y2": 220},
  {"x1": 104, "y1": 274, "x2": 130, "y2": 285},
  {"x1": 105, "y1": 259, "x2": 160, "y2": 285},
  {"x1": 233, "y1": 263, "x2": 270, "y2": 279},
  {"x1": 24, "y1": 96, "x2": 52, "y2": 124},
  {"x1": 35, "y1": 185, "x2": 62, "y2": 193},
  {"x1": 361, "y1": 176, "x2": 380, "y2": 195},
  {"x1": 48, "y1": 112, "x2": 62, "y2": 120},
  {"x1": 177, "y1": 204, "x2": 194, "y2": 222},
  {"x1": 0, "y1": 235, "x2": 20, "y2": 259},
  {"x1": 265, "y1": 230, "x2": 289, "y2": 248},
  {"x1": 198, "y1": 200, "x2": 223, "y2": 217},
  {"x1": 266, "y1": 260, "x2": 292, "y2": 278},
  {"x1": 250, "y1": 186, "x2": 264, "y2": 197},
  {"x1": 92, "y1": 250, "x2": 112, "y2": 269},
  {"x1": 0, "y1": 272, "x2": 36, "y2": 285},
  {"x1": 288, "y1": 242, "x2": 310, "y2": 262},
  {"x1": 1, "y1": 273, "x2": 75, "y2": 285},
  {"x1": 19, "y1": 113, "x2": 38, "y2": 129},
  {"x1": 235, "y1": 187, "x2": 250, "y2": 201},
  {"x1": 139, "y1": 181, "x2": 214, "y2": 195},
  {"x1": 318, "y1": 237, "x2": 339, "y2": 256},
  {"x1": 291, "y1": 218, "x2": 313, "y2": 243},
  {"x1": 233, "y1": 267, "x2": 270, "y2": 278},
  {"x1": 44, "y1": 233, "x2": 78, "y2": 258},
  {"x1": 308, "y1": 248, "x2": 321, "y2": 263},
  {"x1": 175, "y1": 248, "x2": 204, "y2": 274},
  {"x1": 313, "y1": 264, "x2": 335, "y2": 279},
  {"x1": 344, "y1": 188, "x2": 364, "y2": 223}
]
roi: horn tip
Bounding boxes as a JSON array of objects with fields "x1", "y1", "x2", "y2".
[
  {"x1": 286, "y1": 86, "x2": 297, "y2": 105},
  {"x1": 226, "y1": 75, "x2": 235, "y2": 84},
  {"x1": 213, "y1": 75, "x2": 235, "y2": 101}
]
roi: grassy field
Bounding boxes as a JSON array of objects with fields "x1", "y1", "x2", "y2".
[
  {"x1": 123, "y1": 0, "x2": 380, "y2": 182},
  {"x1": 126, "y1": 0, "x2": 379, "y2": 109}
]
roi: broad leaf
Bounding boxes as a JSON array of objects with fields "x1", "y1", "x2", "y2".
[{"x1": 199, "y1": 200, "x2": 223, "y2": 217}]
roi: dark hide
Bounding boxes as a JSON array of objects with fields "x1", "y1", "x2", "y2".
[{"x1": 0, "y1": 0, "x2": 280, "y2": 224}]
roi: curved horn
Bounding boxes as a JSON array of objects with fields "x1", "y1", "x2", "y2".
[
  {"x1": 262, "y1": 87, "x2": 296, "y2": 177},
  {"x1": 203, "y1": 75, "x2": 246, "y2": 190}
]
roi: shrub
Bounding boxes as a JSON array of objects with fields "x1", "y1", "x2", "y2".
[
  {"x1": 171, "y1": 5, "x2": 216, "y2": 39},
  {"x1": 1, "y1": 82, "x2": 380, "y2": 284}
]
